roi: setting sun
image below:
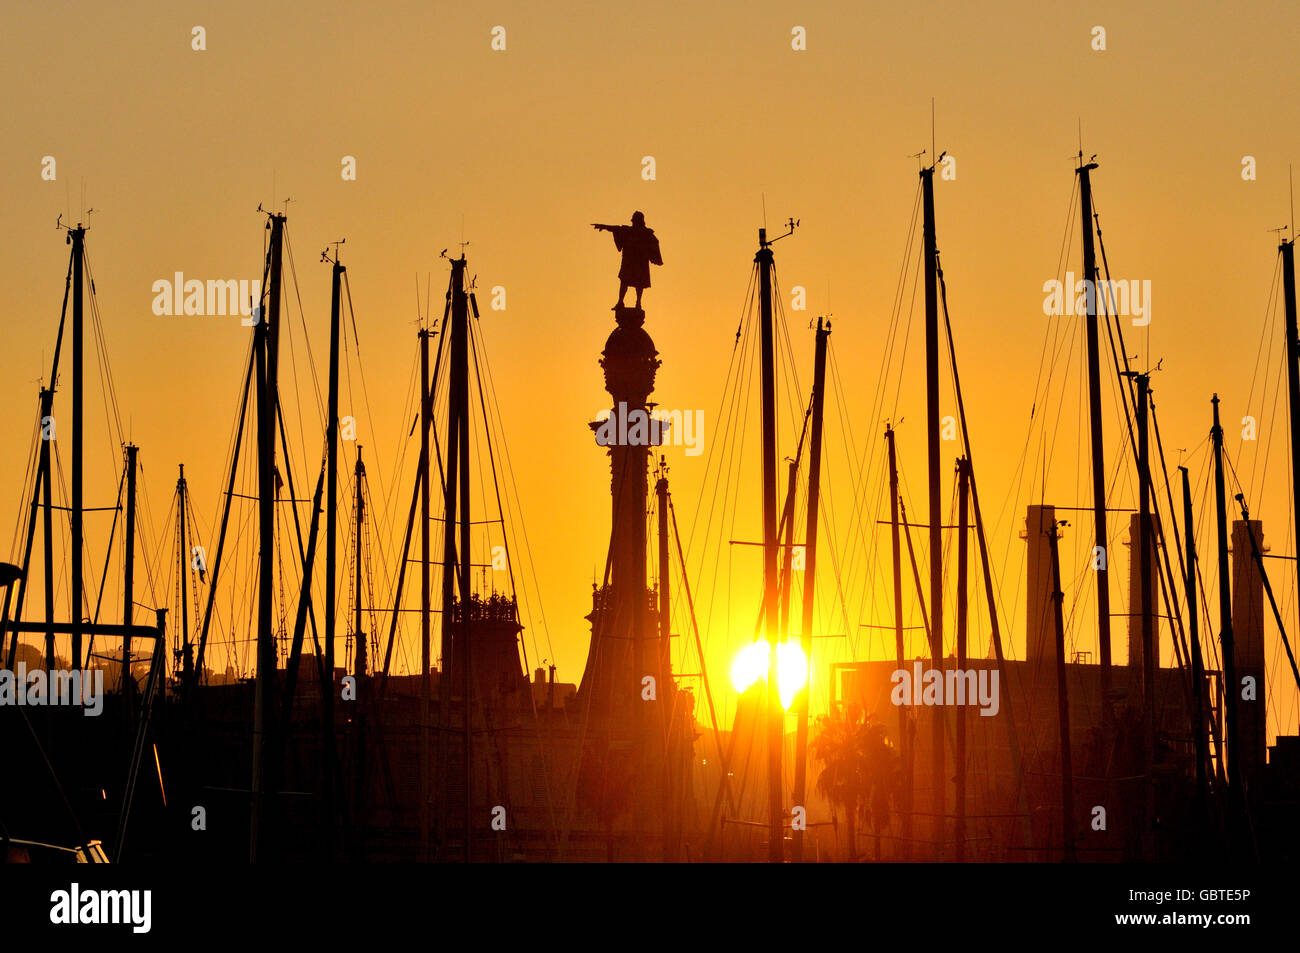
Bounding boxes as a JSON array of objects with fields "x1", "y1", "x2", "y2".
[{"x1": 729, "y1": 639, "x2": 809, "y2": 709}]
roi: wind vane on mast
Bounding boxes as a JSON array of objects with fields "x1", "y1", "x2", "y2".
[
  {"x1": 763, "y1": 216, "x2": 799, "y2": 247},
  {"x1": 321, "y1": 238, "x2": 346, "y2": 265}
]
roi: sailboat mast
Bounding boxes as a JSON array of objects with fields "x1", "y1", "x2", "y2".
[
  {"x1": 42, "y1": 387, "x2": 56, "y2": 673},
  {"x1": 885, "y1": 425, "x2": 912, "y2": 857},
  {"x1": 437, "y1": 256, "x2": 475, "y2": 860},
  {"x1": 354, "y1": 448, "x2": 366, "y2": 678},
  {"x1": 1135, "y1": 372, "x2": 1156, "y2": 852},
  {"x1": 455, "y1": 257, "x2": 473, "y2": 863},
  {"x1": 655, "y1": 462, "x2": 675, "y2": 860},
  {"x1": 955, "y1": 456, "x2": 969, "y2": 861},
  {"x1": 1211, "y1": 395, "x2": 1241, "y2": 794},
  {"x1": 921, "y1": 164, "x2": 945, "y2": 849},
  {"x1": 1047, "y1": 516, "x2": 1077, "y2": 862},
  {"x1": 419, "y1": 322, "x2": 432, "y2": 860},
  {"x1": 326, "y1": 258, "x2": 343, "y2": 744},
  {"x1": 1077, "y1": 160, "x2": 1113, "y2": 703},
  {"x1": 1180, "y1": 466, "x2": 1208, "y2": 818},
  {"x1": 250, "y1": 212, "x2": 285, "y2": 863},
  {"x1": 792, "y1": 317, "x2": 828, "y2": 864},
  {"x1": 756, "y1": 227, "x2": 783, "y2": 863},
  {"x1": 1280, "y1": 238, "x2": 1300, "y2": 635},
  {"x1": 71, "y1": 225, "x2": 85, "y2": 669},
  {"x1": 656, "y1": 463, "x2": 671, "y2": 686},
  {"x1": 178, "y1": 465, "x2": 193, "y2": 686},
  {"x1": 325, "y1": 255, "x2": 344, "y2": 852},
  {"x1": 438, "y1": 266, "x2": 461, "y2": 849},
  {"x1": 121, "y1": 444, "x2": 138, "y2": 696}
]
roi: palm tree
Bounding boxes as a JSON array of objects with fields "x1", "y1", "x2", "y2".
[
  {"x1": 812, "y1": 704, "x2": 901, "y2": 861},
  {"x1": 860, "y1": 718, "x2": 901, "y2": 860}
]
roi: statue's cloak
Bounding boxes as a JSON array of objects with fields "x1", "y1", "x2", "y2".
[{"x1": 613, "y1": 225, "x2": 662, "y2": 289}]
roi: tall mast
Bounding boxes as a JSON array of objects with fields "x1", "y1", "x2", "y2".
[
  {"x1": 70, "y1": 225, "x2": 85, "y2": 669},
  {"x1": 419, "y1": 321, "x2": 432, "y2": 860},
  {"x1": 1077, "y1": 159, "x2": 1114, "y2": 707},
  {"x1": 774, "y1": 457, "x2": 798, "y2": 856},
  {"x1": 325, "y1": 252, "x2": 344, "y2": 852},
  {"x1": 1211, "y1": 396, "x2": 1241, "y2": 796},
  {"x1": 1281, "y1": 237, "x2": 1300, "y2": 638},
  {"x1": 1047, "y1": 516, "x2": 1077, "y2": 862},
  {"x1": 954, "y1": 456, "x2": 970, "y2": 861},
  {"x1": 454, "y1": 256, "x2": 473, "y2": 863},
  {"x1": 756, "y1": 226, "x2": 783, "y2": 863},
  {"x1": 792, "y1": 317, "x2": 828, "y2": 863},
  {"x1": 250, "y1": 211, "x2": 285, "y2": 863},
  {"x1": 178, "y1": 465, "x2": 193, "y2": 687},
  {"x1": 1180, "y1": 465, "x2": 1208, "y2": 819},
  {"x1": 656, "y1": 462, "x2": 671, "y2": 690},
  {"x1": 655, "y1": 460, "x2": 674, "y2": 860},
  {"x1": 121, "y1": 444, "x2": 138, "y2": 698},
  {"x1": 437, "y1": 255, "x2": 474, "y2": 860},
  {"x1": 886, "y1": 425, "x2": 912, "y2": 857},
  {"x1": 42, "y1": 387, "x2": 56, "y2": 673},
  {"x1": 438, "y1": 268, "x2": 460, "y2": 851},
  {"x1": 921, "y1": 164, "x2": 944, "y2": 848},
  {"x1": 1135, "y1": 373, "x2": 1156, "y2": 853},
  {"x1": 354, "y1": 448, "x2": 366, "y2": 679}
]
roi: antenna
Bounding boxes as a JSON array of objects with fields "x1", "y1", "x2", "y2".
[{"x1": 931, "y1": 97, "x2": 936, "y2": 165}]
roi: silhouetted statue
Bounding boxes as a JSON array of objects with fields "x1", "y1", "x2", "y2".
[{"x1": 592, "y1": 211, "x2": 662, "y2": 309}]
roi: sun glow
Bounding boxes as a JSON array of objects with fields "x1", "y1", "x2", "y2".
[{"x1": 729, "y1": 640, "x2": 809, "y2": 709}]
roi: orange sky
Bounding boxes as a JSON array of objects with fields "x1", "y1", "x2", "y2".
[{"x1": 2, "y1": 1, "x2": 1299, "y2": 742}]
